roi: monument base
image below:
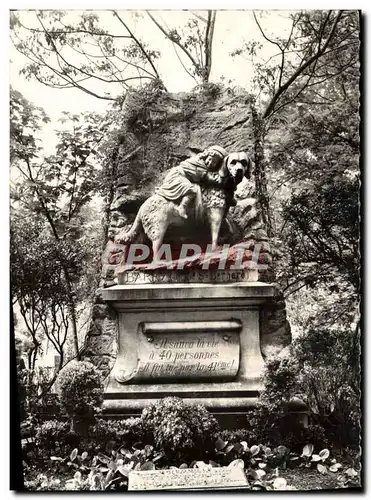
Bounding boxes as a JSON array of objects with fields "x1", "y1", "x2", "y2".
[{"x1": 100, "y1": 281, "x2": 276, "y2": 419}]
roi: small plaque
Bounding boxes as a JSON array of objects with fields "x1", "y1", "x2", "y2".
[
  {"x1": 118, "y1": 268, "x2": 258, "y2": 285},
  {"x1": 128, "y1": 466, "x2": 249, "y2": 491}
]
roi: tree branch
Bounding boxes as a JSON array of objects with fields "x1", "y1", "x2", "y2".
[
  {"x1": 147, "y1": 11, "x2": 199, "y2": 74},
  {"x1": 262, "y1": 10, "x2": 344, "y2": 118},
  {"x1": 112, "y1": 11, "x2": 162, "y2": 84}
]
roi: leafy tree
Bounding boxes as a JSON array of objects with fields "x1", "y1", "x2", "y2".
[
  {"x1": 10, "y1": 87, "x2": 107, "y2": 359},
  {"x1": 253, "y1": 320, "x2": 360, "y2": 449},
  {"x1": 10, "y1": 10, "x2": 163, "y2": 100},
  {"x1": 147, "y1": 10, "x2": 216, "y2": 84},
  {"x1": 10, "y1": 9, "x2": 219, "y2": 100}
]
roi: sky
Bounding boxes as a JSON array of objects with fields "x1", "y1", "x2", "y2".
[{"x1": 9, "y1": 10, "x2": 293, "y2": 153}]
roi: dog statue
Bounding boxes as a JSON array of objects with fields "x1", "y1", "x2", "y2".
[{"x1": 114, "y1": 151, "x2": 252, "y2": 256}]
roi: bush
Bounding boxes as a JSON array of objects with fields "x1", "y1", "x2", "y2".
[
  {"x1": 89, "y1": 417, "x2": 143, "y2": 448},
  {"x1": 141, "y1": 397, "x2": 219, "y2": 461},
  {"x1": 29, "y1": 416, "x2": 144, "y2": 463},
  {"x1": 219, "y1": 427, "x2": 260, "y2": 445},
  {"x1": 56, "y1": 361, "x2": 104, "y2": 431},
  {"x1": 30, "y1": 419, "x2": 78, "y2": 462}
]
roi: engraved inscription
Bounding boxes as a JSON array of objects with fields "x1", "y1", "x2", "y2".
[
  {"x1": 135, "y1": 331, "x2": 239, "y2": 381},
  {"x1": 119, "y1": 268, "x2": 258, "y2": 285}
]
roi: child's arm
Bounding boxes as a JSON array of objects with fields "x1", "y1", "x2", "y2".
[{"x1": 201, "y1": 171, "x2": 227, "y2": 188}]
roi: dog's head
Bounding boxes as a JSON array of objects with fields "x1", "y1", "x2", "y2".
[{"x1": 224, "y1": 151, "x2": 253, "y2": 184}]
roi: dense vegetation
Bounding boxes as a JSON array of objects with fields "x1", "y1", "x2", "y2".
[{"x1": 11, "y1": 9, "x2": 360, "y2": 491}]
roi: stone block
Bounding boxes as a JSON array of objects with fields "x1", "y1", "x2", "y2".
[{"x1": 100, "y1": 282, "x2": 276, "y2": 416}]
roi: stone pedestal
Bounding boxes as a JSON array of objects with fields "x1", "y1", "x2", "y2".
[{"x1": 101, "y1": 282, "x2": 275, "y2": 418}]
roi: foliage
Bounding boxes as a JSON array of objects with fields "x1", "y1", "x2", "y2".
[
  {"x1": 141, "y1": 397, "x2": 219, "y2": 461},
  {"x1": 287, "y1": 443, "x2": 360, "y2": 487},
  {"x1": 11, "y1": 88, "x2": 106, "y2": 362},
  {"x1": 27, "y1": 441, "x2": 163, "y2": 491},
  {"x1": 233, "y1": 11, "x2": 359, "y2": 120},
  {"x1": 147, "y1": 11, "x2": 216, "y2": 84},
  {"x1": 10, "y1": 87, "x2": 49, "y2": 162},
  {"x1": 10, "y1": 10, "x2": 162, "y2": 100},
  {"x1": 24, "y1": 436, "x2": 361, "y2": 491},
  {"x1": 35, "y1": 420, "x2": 70, "y2": 453},
  {"x1": 251, "y1": 324, "x2": 360, "y2": 449},
  {"x1": 257, "y1": 11, "x2": 360, "y2": 303},
  {"x1": 24, "y1": 473, "x2": 66, "y2": 491},
  {"x1": 56, "y1": 361, "x2": 104, "y2": 428},
  {"x1": 10, "y1": 10, "x2": 219, "y2": 99},
  {"x1": 18, "y1": 366, "x2": 58, "y2": 420},
  {"x1": 24, "y1": 416, "x2": 144, "y2": 469},
  {"x1": 23, "y1": 407, "x2": 361, "y2": 492},
  {"x1": 89, "y1": 418, "x2": 143, "y2": 448}
]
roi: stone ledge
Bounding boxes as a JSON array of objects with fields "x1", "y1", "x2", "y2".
[
  {"x1": 103, "y1": 396, "x2": 260, "y2": 414},
  {"x1": 100, "y1": 282, "x2": 276, "y2": 304}
]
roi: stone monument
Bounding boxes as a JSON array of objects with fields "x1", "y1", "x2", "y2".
[{"x1": 82, "y1": 87, "x2": 291, "y2": 425}]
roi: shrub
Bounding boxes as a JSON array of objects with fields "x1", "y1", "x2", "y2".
[
  {"x1": 30, "y1": 419, "x2": 78, "y2": 462},
  {"x1": 219, "y1": 428, "x2": 258, "y2": 444},
  {"x1": 56, "y1": 361, "x2": 104, "y2": 431},
  {"x1": 141, "y1": 397, "x2": 219, "y2": 461},
  {"x1": 251, "y1": 325, "x2": 360, "y2": 450}
]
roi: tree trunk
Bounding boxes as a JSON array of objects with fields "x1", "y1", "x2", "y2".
[
  {"x1": 67, "y1": 294, "x2": 80, "y2": 361},
  {"x1": 251, "y1": 105, "x2": 273, "y2": 237},
  {"x1": 203, "y1": 10, "x2": 216, "y2": 83}
]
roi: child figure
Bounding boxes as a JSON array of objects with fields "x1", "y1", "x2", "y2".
[{"x1": 156, "y1": 145, "x2": 232, "y2": 219}]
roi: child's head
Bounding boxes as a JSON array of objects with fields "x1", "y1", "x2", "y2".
[{"x1": 203, "y1": 145, "x2": 228, "y2": 170}]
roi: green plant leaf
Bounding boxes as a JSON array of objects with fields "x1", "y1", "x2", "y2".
[
  {"x1": 215, "y1": 437, "x2": 228, "y2": 451},
  {"x1": 240, "y1": 441, "x2": 248, "y2": 451},
  {"x1": 141, "y1": 461, "x2": 155, "y2": 471},
  {"x1": 119, "y1": 448, "x2": 132, "y2": 459},
  {"x1": 179, "y1": 463, "x2": 188, "y2": 469},
  {"x1": 106, "y1": 440, "x2": 115, "y2": 455},
  {"x1": 233, "y1": 442, "x2": 244, "y2": 454},
  {"x1": 70, "y1": 448, "x2": 78, "y2": 462},
  {"x1": 153, "y1": 453, "x2": 164, "y2": 462},
  {"x1": 317, "y1": 464, "x2": 327, "y2": 474},
  {"x1": 301, "y1": 444, "x2": 314, "y2": 458},
  {"x1": 276, "y1": 445, "x2": 288, "y2": 455},
  {"x1": 117, "y1": 465, "x2": 131, "y2": 477},
  {"x1": 273, "y1": 477, "x2": 287, "y2": 490},
  {"x1": 144, "y1": 444, "x2": 154, "y2": 456},
  {"x1": 329, "y1": 464, "x2": 342, "y2": 472},
  {"x1": 344, "y1": 468, "x2": 358, "y2": 477},
  {"x1": 74, "y1": 470, "x2": 82, "y2": 480},
  {"x1": 81, "y1": 451, "x2": 88, "y2": 460},
  {"x1": 250, "y1": 445, "x2": 260, "y2": 456},
  {"x1": 255, "y1": 469, "x2": 266, "y2": 479},
  {"x1": 228, "y1": 459, "x2": 244, "y2": 469},
  {"x1": 319, "y1": 449, "x2": 330, "y2": 461},
  {"x1": 97, "y1": 453, "x2": 110, "y2": 464},
  {"x1": 311, "y1": 454, "x2": 321, "y2": 462}
]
